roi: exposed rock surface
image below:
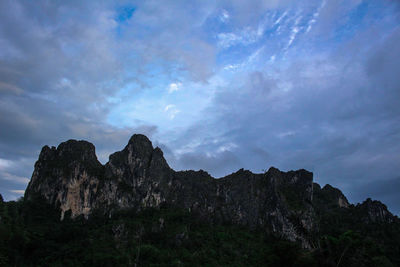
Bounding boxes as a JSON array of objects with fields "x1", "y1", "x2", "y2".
[
  {"x1": 357, "y1": 198, "x2": 397, "y2": 224},
  {"x1": 312, "y1": 183, "x2": 350, "y2": 210},
  {"x1": 25, "y1": 140, "x2": 103, "y2": 219},
  {"x1": 24, "y1": 134, "x2": 398, "y2": 248}
]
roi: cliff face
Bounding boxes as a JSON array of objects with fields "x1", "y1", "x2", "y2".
[
  {"x1": 25, "y1": 140, "x2": 103, "y2": 219},
  {"x1": 24, "y1": 134, "x2": 397, "y2": 248}
]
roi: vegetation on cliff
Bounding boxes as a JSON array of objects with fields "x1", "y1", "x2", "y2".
[{"x1": 0, "y1": 194, "x2": 399, "y2": 266}]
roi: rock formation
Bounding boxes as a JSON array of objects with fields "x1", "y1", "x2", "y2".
[
  {"x1": 357, "y1": 198, "x2": 397, "y2": 224},
  {"x1": 24, "y1": 134, "x2": 398, "y2": 248}
]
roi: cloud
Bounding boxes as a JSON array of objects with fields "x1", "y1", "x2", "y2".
[
  {"x1": 167, "y1": 82, "x2": 182, "y2": 93},
  {"x1": 285, "y1": 15, "x2": 303, "y2": 50},
  {"x1": 176, "y1": 150, "x2": 241, "y2": 178},
  {"x1": 0, "y1": 158, "x2": 13, "y2": 170},
  {"x1": 220, "y1": 9, "x2": 230, "y2": 23},
  {"x1": 1, "y1": 172, "x2": 30, "y2": 184},
  {"x1": 0, "y1": 0, "x2": 398, "y2": 216},
  {"x1": 217, "y1": 142, "x2": 238, "y2": 153},
  {"x1": 306, "y1": 0, "x2": 325, "y2": 33},
  {"x1": 216, "y1": 19, "x2": 268, "y2": 49},
  {"x1": 224, "y1": 64, "x2": 240, "y2": 71},
  {"x1": 9, "y1": 190, "x2": 25, "y2": 194},
  {"x1": 274, "y1": 11, "x2": 288, "y2": 26},
  {"x1": 0, "y1": 81, "x2": 22, "y2": 94},
  {"x1": 164, "y1": 104, "x2": 180, "y2": 120},
  {"x1": 165, "y1": 12, "x2": 400, "y2": 214}
]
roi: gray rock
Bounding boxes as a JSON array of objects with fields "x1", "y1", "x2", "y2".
[
  {"x1": 357, "y1": 198, "x2": 396, "y2": 224},
  {"x1": 24, "y1": 134, "x2": 397, "y2": 248}
]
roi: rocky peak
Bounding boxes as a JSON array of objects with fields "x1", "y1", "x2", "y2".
[
  {"x1": 38, "y1": 145, "x2": 56, "y2": 161},
  {"x1": 287, "y1": 169, "x2": 313, "y2": 185},
  {"x1": 107, "y1": 134, "x2": 154, "y2": 171},
  {"x1": 25, "y1": 140, "x2": 103, "y2": 219},
  {"x1": 266, "y1": 166, "x2": 281, "y2": 175},
  {"x1": 266, "y1": 168, "x2": 314, "y2": 204},
  {"x1": 128, "y1": 134, "x2": 152, "y2": 146},
  {"x1": 105, "y1": 134, "x2": 170, "y2": 181},
  {"x1": 126, "y1": 134, "x2": 154, "y2": 161},
  {"x1": 56, "y1": 140, "x2": 98, "y2": 163},
  {"x1": 321, "y1": 184, "x2": 349, "y2": 208},
  {"x1": 358, "y1": 198, "x2": 397, "y2": 224},
  {"x1": 312, "y1": 183, "x2": 350, "y2": 210}
]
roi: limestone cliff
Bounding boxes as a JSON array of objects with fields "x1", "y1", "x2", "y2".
[
  {"x1": 24, "y1": 134, "x2": 398, "y2": 248},
  {"x1": 25, "y1": 140, "x2": 103, "y2": 219}
]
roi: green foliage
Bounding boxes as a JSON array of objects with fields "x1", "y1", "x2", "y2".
[
  {"x1": 313, "y1": 200, "x2": 400, "y2": 267},
  {"x1": 0, "y1": 197, "x2": 399, "y2": 266}
]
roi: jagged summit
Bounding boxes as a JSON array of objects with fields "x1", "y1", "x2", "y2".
[
  {"x1": 24, "y1": 134, "x2": 398, "y2": 248},
  {"x1": 313, "y1": 183, "x2": 350, "y2": 209},
  {"x1": 36, "y1": 140, "x2": 101, "y2": 174},
  {"x1": 127, "y1": 133, "x2": 153, "y2": 146},
  {"x1": 358, "y1": 198, "x2": 396, "y2": 223},
  {"x1": 116, "y1": 134, "x2": 154, "y2": 162}
]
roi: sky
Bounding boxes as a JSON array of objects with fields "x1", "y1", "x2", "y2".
[{"x1": 0, "y1": 0, "x2": 399, "y2": 215}]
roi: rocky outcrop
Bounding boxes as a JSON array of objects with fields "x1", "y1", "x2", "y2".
[
  {"x1": 24, "y1": 134, "x2": 398, "y2": 248},
  {"x1": 25, "y1": 140, "x2": 103, "y2": 219},
  {"x1": 313, "y1": 183, "x2": 350, "y2": 211},
  {"x1": 357, "y1": 198, "x2": 397, "y2": 224}
]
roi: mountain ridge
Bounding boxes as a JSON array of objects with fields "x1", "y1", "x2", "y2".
[{"x1": 24, "y1": 134, "x2": 399, "y2": 249}]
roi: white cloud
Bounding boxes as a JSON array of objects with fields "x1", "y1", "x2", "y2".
[
  {"x1": 9, "y1": 189, "x2": 25, "y2": 194},
  {"x1": 0, "y1": 158, "x2": 13, "y2": 170},
  {"x1": 164, "y1": 104, "x2": 175, "y2": 112},
  {"x1": 306, "y1": 0, "x2": 326, "y2": 33},
  {"x1": 223, "y1": 45, "x2": 264, "y2": 72},
  {"x1": 287, "y1": 26, "x2": 300, "y2": 48},
  {"x1": 1, "y1": 172, "x2": 30, "y2": 184},
  {"x1": 285, "y1": 15, "x2": 303, "y2": 50},
  {"x1": 217, "y1": 142, "x2": 238, "y2": 153},
  {"x1": 217, "y1": 23, "x2": 265, "y2": 49},
  {"x1": 167, "y1": 82, "x2": 182, "y2": 93},
  {"x1": 174, "y1": 139, "x2": 203, "y2": 155},
  {"x1": 164, "y1": 104, "x2": 180, "y2": 119},
  {"x1": 217, "y1": 32, "x2": 244, "y2": 48},
  {"x1": 220, "y1": 9, "x2": 230, "y2": 23},
  {"x1": 274, "y1": 11, "x2": 288, "y2": 26},
  {"x1": 248, "y1": 46, "x2": 264, "y2": 63},
  {"x1": 277, "y1": 131, "x2": 296, "y2": 138},
  {"x1": 224, "y1": 64, "x2": 240, "y2": 71}
]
